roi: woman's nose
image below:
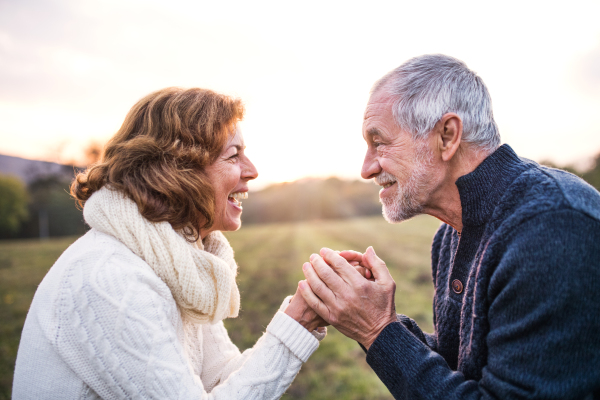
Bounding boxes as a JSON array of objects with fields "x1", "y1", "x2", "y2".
[{"x1": 243, "y1": 157, "x2": 259, "y2": 181}]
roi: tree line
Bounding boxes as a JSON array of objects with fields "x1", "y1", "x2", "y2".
[{"x1": 1, "y1": 153, "x2": 600, "y2": 239}]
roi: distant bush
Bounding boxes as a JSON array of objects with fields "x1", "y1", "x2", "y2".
[
  {"x1": 23, "y1": 176, "x2": 88, "y2": 238},
  {"x1": 581, "y1": 154, "x2": 600, "y2": 191},
  {"x1": 541, "y1": 153, "x2": 600, "y2": 192},
  {"x1": 0, "y1": 175, "x2": 29, "y2": 235},
  {"x1": 0, "y1": 175, "x2": 87, "y2": 240}
]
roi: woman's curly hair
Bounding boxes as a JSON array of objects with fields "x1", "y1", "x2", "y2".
[{"x1": 71, "y1": 87, "x2": 244, "y2": 239}]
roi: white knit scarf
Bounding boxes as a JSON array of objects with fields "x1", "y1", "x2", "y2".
[{"x1": 83, "y1": 186, "x2": 240, "y2": 324}]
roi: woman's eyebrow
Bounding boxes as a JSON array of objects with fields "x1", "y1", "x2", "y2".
[{"x1": 225, "y1": 144, "x2": 245, "y2": 153}]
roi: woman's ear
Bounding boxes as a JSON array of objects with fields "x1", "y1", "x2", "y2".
[{"x1": 436, "y1": 113, "x2": 463, "y2": 162}]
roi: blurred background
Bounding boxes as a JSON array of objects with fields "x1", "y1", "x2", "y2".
[{"x1": 1, "y1": 0, "x2": 600, "y2": 398}]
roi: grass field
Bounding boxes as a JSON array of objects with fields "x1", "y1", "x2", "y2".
[{"x1": 0, "y1": 215, "x2": 440, "y2": 399}]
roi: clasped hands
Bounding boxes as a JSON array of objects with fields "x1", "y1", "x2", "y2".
[{"x1": 285, "y1": 246, "x2": 397, "y2": 349}]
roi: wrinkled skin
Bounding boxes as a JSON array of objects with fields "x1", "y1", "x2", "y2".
[{"x1": 299, "y1": 247, "x2": 397, "y2": 349}]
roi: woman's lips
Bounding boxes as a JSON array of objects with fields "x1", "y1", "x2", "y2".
[
  {"x1": 227, "y1": 197, "x2": 243, "y2": 211},
  {"x1": 227, "y1": 194, "x2": 244, "y2": 211}
]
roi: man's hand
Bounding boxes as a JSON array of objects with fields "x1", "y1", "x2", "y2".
[
  {"x1": 285, "y1": 285, "x2": 329, "y2": 332},
  {"x1": 298, "y1": 246, "x2": 397, "y2": 349},
  {"x1": 339, "y1": 250, "x2": 374, "y2": 280}
]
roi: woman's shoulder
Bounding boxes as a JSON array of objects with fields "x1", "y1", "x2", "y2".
[
  {"x1": 17, "y1": 230, "x2": 194, "y2": 398},
  {"x1": 44, "y1": 230, "x2": 156, "y2": 284},
  {"x1": 34, "y1": 229, "x2": 179, "y2": 330},
  {"x1": 63, "y1": 228, "x2": 148, "y2": 268}
]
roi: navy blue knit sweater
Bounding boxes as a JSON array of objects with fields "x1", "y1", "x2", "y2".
[{"x1": 366, "y1": 145, "x2": 600, "y2": 399}]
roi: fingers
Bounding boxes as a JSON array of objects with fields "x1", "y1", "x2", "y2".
[
  {"x1": 362, "y1": 246, "x2": 392, "y2": 282},
  {"x1": 339, "y1": 250, "x2": 363, "y2": 263},
  {"x1": 308, "y1": 253, "x2": 347, "y2": 291},
  {"x1": 318, "y1": 248, "x2": 363, "y2": 283},
  {"x1": 302, "y1": 261, "x2": 337, "y2": 304},
  {"x1": 297, "y1": 279, "x2": 331, "y2": 324},
  {"x1": 354, "y1": 265, "x2": 367, "y2": 277},
  {"x1": 354, "y1": 265, "x2": 373, "y2": 280},
  {"x1": 286, "y1": 283, "x2": 331, "y2": 330},
  {"x1": 340, "y1": 250, "x2": 372, "y2": 279}
]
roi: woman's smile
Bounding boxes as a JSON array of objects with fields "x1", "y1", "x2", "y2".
[
  {"x1": 228, "y1": 191, "x2": 248, "y2": 210},
  {"x1": 203, "y1": 126, "x2": 258, "y2": 237}
]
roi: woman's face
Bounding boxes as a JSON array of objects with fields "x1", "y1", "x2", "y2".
[{"x1": 202, "y1": 126, "x2": 258, "y2": 238}]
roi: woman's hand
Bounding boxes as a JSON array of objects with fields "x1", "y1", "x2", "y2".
[
  {"x1": 339, "y1": 250, "x2": 374, "y2": 281},
  {"x1": 284, "y1": 285, "x2": 329, "y2": 332}
]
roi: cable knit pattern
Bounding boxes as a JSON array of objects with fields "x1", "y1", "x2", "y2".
[
  {"x1": 13, "y1": 227, "x2": 322, "y2": 399},
  {"x1": 83, "y1": 186, "x2": 239, "y2": 324},
  {"x1": 365, "y1": 145, "x2": 600, "y2": 399}
]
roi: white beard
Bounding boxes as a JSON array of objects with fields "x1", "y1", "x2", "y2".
[{"x1": 378, "y1": 142, "x2": 434, "y2": 223}]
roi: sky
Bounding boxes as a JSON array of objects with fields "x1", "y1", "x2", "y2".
[{"x1": 1, "y1": 0, "x2": 600, "y2": 189}]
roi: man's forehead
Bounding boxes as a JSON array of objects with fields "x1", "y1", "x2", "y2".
[{"x1": 363, "y1": 91, "x2": 395, "y2": 120}]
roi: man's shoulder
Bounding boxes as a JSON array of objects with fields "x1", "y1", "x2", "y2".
[
  {"x1": 504, "y1": 163, "x2": 600, "y2": 223},
  {"x1": 535, "y1": 166, "x2": 600, "y2": 220}
]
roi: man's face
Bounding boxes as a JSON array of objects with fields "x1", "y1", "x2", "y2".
[{"x1": 361, "y1": 91, "x2": 434, "y2": 223}]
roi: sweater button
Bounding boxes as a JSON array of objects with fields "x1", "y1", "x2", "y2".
[{"x1": 452, "y1": 279, "x2": 463, "y2": 294}]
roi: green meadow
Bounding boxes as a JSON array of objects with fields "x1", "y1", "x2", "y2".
[{"x1": 0, "y1": 215, "x2": 440, "y2": 400}]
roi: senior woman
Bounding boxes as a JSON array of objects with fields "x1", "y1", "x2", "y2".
[{"x1": 12, "y1": 88, "x2": 326, "y2": 399}]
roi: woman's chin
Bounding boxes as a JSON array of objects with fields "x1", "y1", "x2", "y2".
[{"x1": 220, "y1": 217, "x2": 242, "y2": 232}]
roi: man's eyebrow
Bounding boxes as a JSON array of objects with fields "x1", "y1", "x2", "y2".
[{"x1": 365, "y1": 127, "x2": 383, "y2": 139}]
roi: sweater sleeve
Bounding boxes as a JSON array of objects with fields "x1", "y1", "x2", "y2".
[
  {"x1": 199, "y1": 295, "x2": 326, "y2": 390},
  {"x1": 395, "y1": 314, "x2": 437, "y2": 350},
  {"x1": 366, "y1": 224, "x2": 446, "y2": 356},
  {"x1": 55, "y1": 251, "x2": 320, "y2": 400},
  {"x1": 365, "y1": 210, "x2": 600, "y2": 400}
]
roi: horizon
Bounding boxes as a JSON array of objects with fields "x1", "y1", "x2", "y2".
[
  {"x1": 2, "y1": 148, "x2": 598, "y2": 193},
  {"x1": 0, "y1": 152, "x2": 380, "y2": 191}
]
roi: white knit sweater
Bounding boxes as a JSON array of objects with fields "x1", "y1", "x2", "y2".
[{"x1": 12, "y1": 229, "x2": 322, "y2": 399}]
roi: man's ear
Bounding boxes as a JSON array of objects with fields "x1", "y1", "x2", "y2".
[{"x1": 436, "y1": 113, "x2": 463, "y2": 162}]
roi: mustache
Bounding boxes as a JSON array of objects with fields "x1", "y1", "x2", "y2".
[{"x1": 375, "y1": 171, "x2": 397, "y2": 186}]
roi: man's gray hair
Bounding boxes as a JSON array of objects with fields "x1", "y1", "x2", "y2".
[{"x1": 372, "y1": 54, "x2": 501, "y2": 152}]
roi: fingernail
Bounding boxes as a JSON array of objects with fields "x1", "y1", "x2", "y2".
[
  {"x1": 310, "y1": 253, "x2": 317, "y2": 261},
  {"x1": 302, "y1": 262, "x2": 308, "y2": 271}
]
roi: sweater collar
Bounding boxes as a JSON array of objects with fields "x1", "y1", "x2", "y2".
[{"x1": 455, "y1": 144, "x2": 533, "y2": 227}]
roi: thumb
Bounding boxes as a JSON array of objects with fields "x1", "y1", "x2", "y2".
[{"x1": 362, "y1": 246, "x2": 391, "y2": 282}]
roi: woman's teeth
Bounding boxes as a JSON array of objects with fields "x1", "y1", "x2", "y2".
[
  {"x1": 229, "y1": 192, "x2": 248, "y2": 206},
  {"x1": 230, "y1": 192, "x2": 248, "y2": 200}
]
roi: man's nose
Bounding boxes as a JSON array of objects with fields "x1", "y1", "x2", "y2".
[{"x1": 361, "y1": 150, "x2": 381, "y2": 180}]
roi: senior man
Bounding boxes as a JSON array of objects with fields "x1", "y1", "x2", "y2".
[{"x1": 298, "y1": 54, "x2": 600, "y2": 399}]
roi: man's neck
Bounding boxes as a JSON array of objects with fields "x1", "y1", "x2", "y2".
[{"x1": 423, "y1": 146, "x2": 493, "y2": 233}]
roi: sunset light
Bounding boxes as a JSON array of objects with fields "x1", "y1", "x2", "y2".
[{"x1": 1, "y1": 0, "x2": 599, "y2": 188}]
